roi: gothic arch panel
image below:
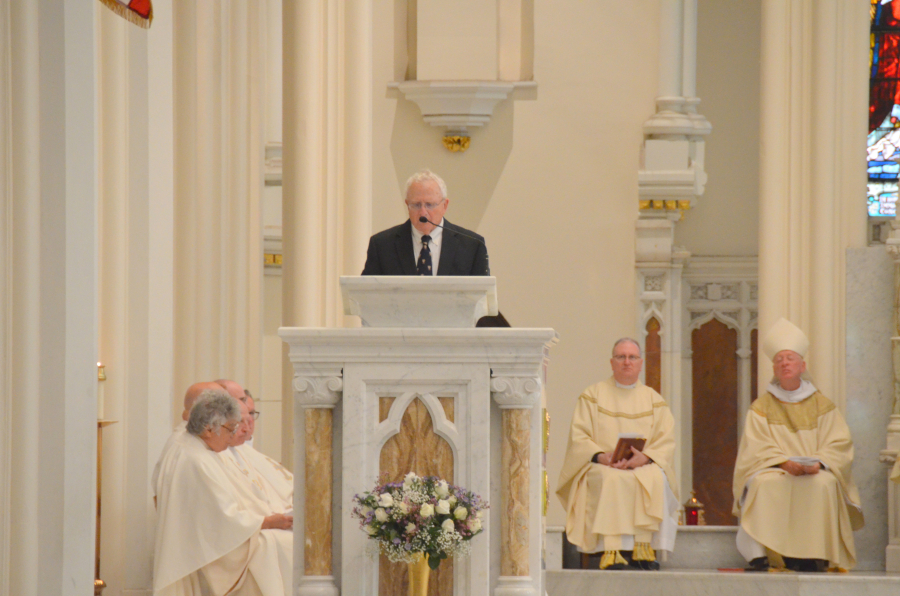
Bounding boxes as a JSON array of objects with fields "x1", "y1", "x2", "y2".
[
  {"x1": 378, "y1": 396, "x2": 454, "y2": 596},
  {"x1": 691, "y1": 319, "x2": 738, "y2": 526}
]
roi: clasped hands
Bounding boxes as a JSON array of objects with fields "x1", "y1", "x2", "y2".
[
  {"x1": 262, "y1": 512, "x2": 294, "y2": 530},
  {"x1": 778, "y1": 460, "x2": 821, "y2": 476},
  {"x1": 595, "y1": 447, "x2": 650, "y2": 470}
]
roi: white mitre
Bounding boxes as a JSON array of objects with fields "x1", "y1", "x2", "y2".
[{"x1": 762, "y1": 317, "x2": 809, "y2": 360}]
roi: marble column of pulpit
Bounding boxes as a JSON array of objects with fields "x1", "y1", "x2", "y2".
[{"x1": 280, "y1": 277, "x2": 557, "y2": 596}]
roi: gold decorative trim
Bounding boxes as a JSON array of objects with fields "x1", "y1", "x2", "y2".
[
  {"x1": 677, "y1": 200, "x2": 691, "y2": 210},
  {"x1": 639, "y1": 200, "x2": 652, "y2": 210},
  {"x1": 442, "y1": 135, "x2": 470, "y2": 152},
  {"x1": 595, "y1": 405, "x2": 654, "y2": 419},
  {"x1": 264, "y1": 253, "x2": 283, "y2": 266},
  {"x1": 750, "y1": 392, "x2": 835, "y2": 433},
  {"x1": 98, "y1": 0, "x2": 153, "y2": 29},
  {"x1": 542, "y1": 408, "x2": 550, "y2": 453}
]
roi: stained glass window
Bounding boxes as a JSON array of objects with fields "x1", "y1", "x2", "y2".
[{"x1": 869, "y1": 0, "x2": 900, "y2": 217}]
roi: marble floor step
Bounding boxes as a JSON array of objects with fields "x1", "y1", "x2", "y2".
[{"x1": 546, "y1": 569, "x2": 900, "y2": 596}]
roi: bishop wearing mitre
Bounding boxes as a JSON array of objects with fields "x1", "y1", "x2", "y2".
[
  {"x1": 733, "y1": 318, "x2": 864, "y2": 572},
  {"x1": 556, "y1": 338, "x2": 679, "y2": 570}
]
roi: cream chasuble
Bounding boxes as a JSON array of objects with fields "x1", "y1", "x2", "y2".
[
  {"x1": 732, "y1": 392, "x2": 864, "y2": 568},
  {"x1": 152, "y1": 420, "x2": 187, "y2": 497},
  {"x1": 238, "y1": 444, "x2": 294, "y2": 508},
  {"x1": 154, "y1": 432, "x2": 292, "y2": 596},
  {"x1": 219, "y1": 446, "x2": 292, "y2": 515},
  {"x1": 556, "y1": 378, "x2": 678, "y2": 553}
]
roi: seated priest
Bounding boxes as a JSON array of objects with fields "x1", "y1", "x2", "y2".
[
  {"x1": 219, "y1": 394, "x2": 293, "y2": 515},
  {"x1": 153, "y1": 390, "x2": 293, "y2": 596},
  {"x1": 151, "y1": 380, "x2": 223, "y2": 503},
  {"x1": 361, "y1": 169, "x2": 489, "y2": 276},
  {"x1": 732, "y1": 318, "x2": 864, "y2": 572},
  {"x1": 556, "y1": 338, "x2": 678, "y2": 570},
  {"x1": 216, "y1": 379, "x2": 294, "y2": 507}
]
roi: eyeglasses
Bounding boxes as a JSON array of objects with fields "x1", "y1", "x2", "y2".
[
  {"x1": 221, "y1": 423, "x2": 239, "y2": 436},
  {"x1": 406, "y1": 201, "x2": 444, "y2": 211},
  {"x1": 248, "y1": 411, "x2": 260, "y2": 420},
  {"x1": 612, "y1": 355, "x2": 642, "y2": 362}
]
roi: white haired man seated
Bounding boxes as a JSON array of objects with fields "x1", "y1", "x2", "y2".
[
  {"x1": 153, "y1": 389, "x2": 293, "y2": 596},
  {"x1": 733, "y1": 318, "x2": 864, "y2": 572}
]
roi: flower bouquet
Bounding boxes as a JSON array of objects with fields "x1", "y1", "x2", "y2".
[{"x1": 351, "y1": 472, "x2": 488, "y2": 571}]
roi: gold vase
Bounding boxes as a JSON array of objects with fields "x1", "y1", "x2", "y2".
[{"x1": 407, "y1": 553, "x2": 431, "y2": 596}]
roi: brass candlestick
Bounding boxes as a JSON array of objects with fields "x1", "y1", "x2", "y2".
[{"x1": 95, "y1": 362, "x2": 116, "y2": 595}]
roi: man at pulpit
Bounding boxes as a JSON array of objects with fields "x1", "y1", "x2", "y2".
[
  {"x1": 361, "y1": 169, "x2": 490, "y2": 276},
  {"x1": 556, "y1": 338, "x2": 679, "y2": 570},
  {"x1": 732, "y1": 318, "x2": 864, "y2": 572}
]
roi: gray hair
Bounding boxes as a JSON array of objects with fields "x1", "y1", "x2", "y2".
[
  {"x1": 611, "y1": 337, "x2": 642, "y2": 358},
  {"x1": 405, "y1": 169, "x2": 448, "y2": 199},
  {"x1": 186, "y1": 389, "x2": 241, "y2": 436}
]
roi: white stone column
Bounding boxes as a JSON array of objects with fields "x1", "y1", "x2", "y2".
[
  {"x1": 6, "y1": 1, "x2": 99, "y2": 594},
  {"x1": 0, "y1": 0, "x2": 12, "y2": 589},
  {"x1": 281, "y1": 0, "x2": 373, "y2": 463},
  {"x1": 757, "y1": 0, "x2": 869, "y2": 405},
  {"x1": 173, "y1": 0, "x2": 264, "y2": 398},
  {"x1": 96, "y1": 2, "x2": 176, "y2": 593}
]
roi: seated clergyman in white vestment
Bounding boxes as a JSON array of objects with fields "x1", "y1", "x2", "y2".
[
  {"x1": 216, "y1": 380, "x2": 294, "y2": 507},
  {"x1": 153, "y1": 390, "x2": 293, "y2": 596},
  {"x1": 733, "y1": 318, "x2": 864, "y2": 572},
  {"x1": 219, "y1": 396, "x2": 293, "y2": 515},
  {"x1": 556, "y1": 338, "x2": 679, "y2": 571},
  {"x1": 151, "y1": 381, "x2": 224, "y2": 501}
]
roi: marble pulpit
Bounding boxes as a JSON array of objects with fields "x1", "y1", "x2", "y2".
[{"x1": 280, "y1": 276, "x2": 558, "y2": 596}]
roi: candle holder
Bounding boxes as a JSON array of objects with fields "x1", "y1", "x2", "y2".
[{"x1": 682, "y1": 491, "x2": 705, "y2": 526}]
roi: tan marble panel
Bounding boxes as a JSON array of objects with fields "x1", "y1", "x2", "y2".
[
  {"x1": 501, "y1": 409, "x2": 530, "y2": 576},
  {"x1": 305, "y1": 408, "x2": 333, "y2": 575},
  {"x1": 379, "y1": 396, "x2": 454, "y2": 596}
]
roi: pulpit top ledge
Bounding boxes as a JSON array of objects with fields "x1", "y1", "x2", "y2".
[{"x1": 340, "y1": 275, "x2": 498, "y2": 328}]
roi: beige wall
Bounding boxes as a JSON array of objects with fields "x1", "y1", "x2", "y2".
[
  {"x1": 675, "y1": 0, "x2": 761, "y2": 256},
  {"x1": 372, "y1": 0, "x2": 660, "y2": 527}
]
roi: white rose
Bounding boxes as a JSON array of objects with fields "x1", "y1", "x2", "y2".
[
  {"x1": 398, "y1": 501, "x2": 409, "y2": 515},
  {"x1": 470, "y1": 518, "x2": 482, "y2": 532},
  {"x1": 441, "y1": 518, "x2": 455, "y2": 532},
  {"x1": 435, "y1": 499, "x2": 451, "y2": 515},
  {"x1": 448, "y1": 495, "x2": 457, "y2": 506},
  {"x1": 364, "y1": 525, "x2": 377, "y2": 535},
  {"x1": 405, "y1": 522, "x2": 417, "y2": 533},
  {"x1": 453, "y1": 506, "x2": 468, "y2": 520},
  {"x1": 419, "y1": 503, "x2": 434, "y2": 518},
  {"x1": 435, "y1": 480, "x2": 450, "y2": 498},
  {"x1": 378, "y1": 493, "x2": 394, "y2": 507},
  {"x1": 375, "y1": 508, "x2": 389, "y2": 522}
]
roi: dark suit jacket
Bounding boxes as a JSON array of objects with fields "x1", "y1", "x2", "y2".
[{"x1": 361, "y1": 219, "x2": 490, "y2": 276}]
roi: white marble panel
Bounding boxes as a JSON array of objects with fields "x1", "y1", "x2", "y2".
[
  {"x1": 545, "y1": 569, "x2": 900, "y2": 596},
  {"x1": 544, "y1": 527, "x2": 564, "y2": 571},
  {"x1": 342, "y1": 363, "x2": 493, "y2": 596},
  {"x1": 845, "y1": 247, "x2": 894, "y2": 570},
  {"x1": 340, "y1": 275, "x2": 499, "y2": 328}
]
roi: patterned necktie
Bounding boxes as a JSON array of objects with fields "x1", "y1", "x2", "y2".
[{"x1": 417, "y1": 235, "x2": 432, "y2": 275}]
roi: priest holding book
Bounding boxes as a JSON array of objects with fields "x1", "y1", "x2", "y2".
[{"x1": 556, "y1": 338, "x2": 679, "y2": 570}]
